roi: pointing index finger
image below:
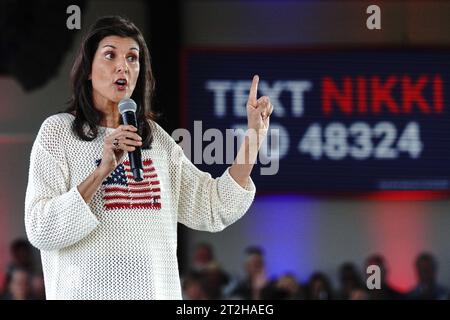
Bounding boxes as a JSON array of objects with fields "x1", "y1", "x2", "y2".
[{"x1": 248, "y1": 75, "x2": 259, "y2": 106}]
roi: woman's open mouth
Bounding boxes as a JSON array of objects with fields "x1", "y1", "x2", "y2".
[{"x1": 114, "y1": 78, "x2": 128, "y2": 91}]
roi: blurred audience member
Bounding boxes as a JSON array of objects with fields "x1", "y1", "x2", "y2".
[
  {"x1": 6, "y1": 239, "x2": 36, "y2": 276},
  {"x1": 191, "y1": 243, "x2": 215, "y2": 272},
  {"x1": 231, "y1": 246, "x2": 268, "y2": 300},
  {"x1": 274, "y1": 273, "x2": 304, "y2": 300},
  {"x1": 31, "y1": 273, "x2": 46, "y2": 300},
  {"x1": 349, "y1": 288, "x2": 369, "y2": 300},
  {"x1": 1, "y1": 268, "x2": 33, "y2": 300},
  {"x1": 203, "y1": 262, "x2": 230, "y2": 299},
  {"x1": 182, "y1": 271, "x2": 209, "y2": 300},
  {"x1": 365, "y1": 254, "x2": 402, "y2": 300},
  {"x1": 187, "y1": 242, "x2": 230, "y2": 299},
  {"x1": 338, "y1": 262, "x2": 364, "y2": 300},
  {"x1": 306, "y1": 272, "x2": 334, "y2": 300},
  {"x1": 2, "y1": 238, "x2": 41, "y2": 299},
  {"x1": 407, "y1": 252, "x2": 449, "y2": 300}
]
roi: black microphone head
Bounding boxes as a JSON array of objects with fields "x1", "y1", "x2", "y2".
[{"x1": 118, "y1": 98, "x2": 137, "y2": 114}]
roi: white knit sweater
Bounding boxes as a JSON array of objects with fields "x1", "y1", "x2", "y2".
[{"x1": 24, "y1": 113, "x2": 255, "y2": 300}]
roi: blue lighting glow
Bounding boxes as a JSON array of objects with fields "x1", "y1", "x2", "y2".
[{"x1": 242, "y1": 194, "x2": 319, "y2": 283}]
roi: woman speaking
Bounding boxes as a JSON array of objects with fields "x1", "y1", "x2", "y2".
[{"x1": 24, "y1": 16, "x2": 273, "y2": 300}]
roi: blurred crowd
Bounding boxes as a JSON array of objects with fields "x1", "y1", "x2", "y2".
[
  {"x1": 1, "y1": 238, "x2": 448, "y2": 300},
  {"x1": 0, "y1": 239, "x2": 45, "y2": 300},
  {"x1": 181, "y1": 243, "x2": 450, "y2": 300}
]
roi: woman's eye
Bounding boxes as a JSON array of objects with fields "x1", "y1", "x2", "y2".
[
  {"x1": 127, "y1": 55, "x2": 138, "y2": 62},
  {"x1": 105, "y1": 52, "x2": 114, "y2": 60}
]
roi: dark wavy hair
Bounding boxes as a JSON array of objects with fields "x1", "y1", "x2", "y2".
[{"x1": 65, "y1": 16, "x2": 155, "y2": 149}]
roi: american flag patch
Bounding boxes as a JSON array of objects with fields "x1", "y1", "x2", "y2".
[{"x1": 96, "y1": 158, "x2": 162, "y2": 210}]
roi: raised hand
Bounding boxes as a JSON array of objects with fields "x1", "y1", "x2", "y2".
[{"x1": 246, "y1": 75, "x2": 273, "y2": 137}]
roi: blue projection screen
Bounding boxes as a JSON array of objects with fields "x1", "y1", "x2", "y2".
[{"x1": 182, "y1": 49, "x2": 450, "y2": 193}]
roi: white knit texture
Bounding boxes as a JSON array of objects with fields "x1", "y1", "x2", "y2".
[{"x1": 24, "y1": 113, "x2": 256, "y2": 300}]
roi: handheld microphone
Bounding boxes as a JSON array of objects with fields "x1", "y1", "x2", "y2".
[{"x1": 118, "y1": 98, "x2": 144, "y2": 182}]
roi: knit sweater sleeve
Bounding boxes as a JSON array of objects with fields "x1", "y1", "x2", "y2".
[
  {"x1": 155, "y1": 123, "x2": 256, "y2": 232},
  {"x1": 24, "y1": 115, "x2": 99, "y2": 251}
]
